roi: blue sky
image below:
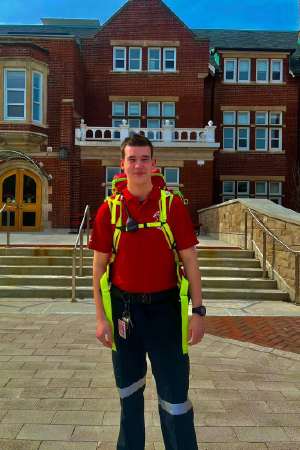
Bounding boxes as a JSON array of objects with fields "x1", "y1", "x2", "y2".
[{"x1": 0, "y1": 0, "x2": 298, "y2": 30}]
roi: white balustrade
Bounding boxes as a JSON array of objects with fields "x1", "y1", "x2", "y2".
[{"x1": 76, "y1": 119, "x2": 216, "y2": 144}]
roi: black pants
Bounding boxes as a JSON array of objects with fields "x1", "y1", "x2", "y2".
[{"x1": 111, "y1": 290, "x2": 198, "y2": 450}]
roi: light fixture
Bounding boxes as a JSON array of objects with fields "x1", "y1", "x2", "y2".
[{"x1": 59, "y1": 145, "x2": 68, "y2": 160}]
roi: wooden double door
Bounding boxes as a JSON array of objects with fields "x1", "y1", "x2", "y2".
[{"x1": 0, "y1": 169, "x2": 41, "y2": 231}]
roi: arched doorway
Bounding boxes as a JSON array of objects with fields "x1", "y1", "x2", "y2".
[{"x1": 0, "y1": 169, "x2": 42, "y2": 231}]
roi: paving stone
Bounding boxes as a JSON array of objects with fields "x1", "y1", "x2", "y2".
[
  {"x1": 221, "y1": 400, "x2": 272, "y2": 413},
  {"x1": 48, "y1": 378, "x2": 91, "y2": 388},
  {"x1": 0, "y1": 362, "x2": 25, "y2": 370},
  {"x1": 202, "y1": 412, "x2": 255, "y2": 426},
  {"x1": 0, "y1": 349, "x2": 35, "y2": 356},
  {"x1": 35, "y1": 399, "x2": 84, "y2": 410},
  {"x1": 0, "y1": 399, "x2": 38, "y2": 409},
  {"x1": 0, "y1": 388, "x2": 24, "y2": 398},
  {"x1": 0, "y1": 439, "x2": 41, "y2": 449},
  {"x1": 89, "y1": 379, "x2": 120, "y2": 388},
  {"x1": 267, "y1": 401, "x2": 300, "y2": 413},
  {"x1": 59, "y1": 362, "x2": 97, "y2": 370},
  {"x1": 196, "y1": 445, "x2": 268, "y2": 450},
  {"x1": 64, "y1": 388, "x2": 110, "y2": 399},
  {"x1": 0, "y1": 370, "x2": 36, "y2": 379},
  {"x1": 255, "y1": 382, "x2": 300, "y2": 392},
  {"x1": 5, "y1": 378, "x2": 50, "y2": 388},
  {"x1": 194, "y1": 389, "x2": 242, "y2": 401},
  {"x1": 213, "y1": 380, "x2": 258, "y2": 391},
  {"x1": 2, "y1": 409, "x2": 55, "y2": 424},
  {"x1": 10, "y1": 356, "x2": 47, "y2": 362},
  {"x1": 52, "y1": 410, "x2": 104, "y2": 425},
  {"x1": 20, "y1": 387, "x2": 66, "y2": 398},
  {"x1": 71, "y1": 425, "x2": 119, "y2": 441},
  {"x1": 266, "y1": 443, "x2": 300, "y2": 449},
  {"x1": 34, "y1": 370, "x2": 76, "y2": 379},
  {"x1": 40, "y1": 443, "x2": 98, "y2": 450},
  {"x1": 239, "y1": 391, "x2": 286, "y2": 401},
  {"x1": 0, "y1": 423, "x2": 23, "y2": 439},
  {"x1": 195, "y1": 426, "x2": 237, "y2": 443},
  {"x1": 98, "y1": 443, "x2": 154, "y2": 450},
  {"x1": 283, "y1": 427, "x2": 300, "y2": 441},
  {"x1": 33, "y1": 349, "x2": 69, "y2": 356},
  {"x1": 233, "y1": 426, "x2": 289, "y2": 442},
  {"x1": 82, "y1": 399, "x2": 122, "y2": 412},
  {"x1": 251, "y1": 413, "x2": 300, "y2": 427},
  {"x1": 17, "y1": 424, "x2": 75, "y2": 441}
]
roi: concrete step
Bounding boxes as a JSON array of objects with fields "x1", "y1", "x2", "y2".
[
  {"x1": 197, "y1": 249, "x2": 254, "y2": 259},
  {"x1": 202, "y1": 288, "x2": 289, "y2": 301},
  {"x1": 201, "y1": 278, "x2": 277, "y2": 289},
  {"x1": 0, "y1": 266, "x2": 90, "y2": 276},
  {"x1": 0, "y1": 247, "x2": 92, "y2": 257},
  {"x1": 198, "y1": 258, "x2": 260, "y2": 268},
  {"x1": 200, "y1": 267, "x2": 264, "y2": 278},
  {"x1": 0, "y1": 256, "x2": 94, "y2": 266}
]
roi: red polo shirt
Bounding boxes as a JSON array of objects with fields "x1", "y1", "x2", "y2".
[{"x1": 88, "y1": 184, "x2": 198, "y2": 293}]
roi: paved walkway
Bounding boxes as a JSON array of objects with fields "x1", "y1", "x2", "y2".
[{"x1": 0, "y1": 312, "x2": 300, "y2": 450}]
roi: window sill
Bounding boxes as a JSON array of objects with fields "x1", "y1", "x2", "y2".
[
  {"x1": 110, "y1": 70, "x2": 179, "y2": 75},
  {"x1": 0, "y1": 120, "x2": 48, "y2": 129},
  {"x1": 220, "y1": 150, "x2": 285, "y2": 154},
  {"x1": 221, "y1": 81, "x2": 286, "y2": 86}
]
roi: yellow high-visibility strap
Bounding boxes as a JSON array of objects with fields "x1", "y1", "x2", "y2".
[
  {"x1": 179, "y1": 276, "x2": 189, "y2": 354},
  {"x1": 100, "y1": 271, "x2": 116, "y2": 352}
]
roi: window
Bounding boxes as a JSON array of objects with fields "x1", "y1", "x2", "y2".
[
  {"x1": 223, "y1": 128, "x2": 235, "y2": 150},
  {"x1": 224, "y1": 59, "x2": 237, "y2": 82},
  {"x1": 256, "y1": 60, "x2": 269, "y2": 83},
  {"x1": 271, "y1": 60, "x2": 283, "y2": 82},
  {"x1": 128, "y1": 119, "x2": 141, "y2": 135},
  {"x1": 269, "y1": 182, "x2": 282, "y2": 196},
  {"x1": 237, "y1": 128, "x2": 249, "y2": 150},
  {"x1": 238, "y1": 59, "x2": 250, "y2": 82},
  {"x1": 270, "y1": 112, "x2": 282, "y2": 125},
  {"x1": 128, "y1": 102, "x2": 141, "y2": 116},
  {"x1": 237, "y1": 181, "x2": 249, "y2": 197},
  {"x1": 255, "y1": 181, "x2": 267, "y2": 195},
  {"x1": 147, "y1": 119, "x2": 160, "y2": 139},
  {"x1": 256, "y1": 128, "x2": 268, "y2": 150},
  {"x1": 223, "y1": 112, "x2": 236, "y2": 125},
  {"x1": 164, "y1": 168, "x2": 179, "y2": 185},
  {"x1": 129, "y1": 48, "x2": 142, "y2": 71},
  {"x1": 163, "y1": 48, "x2": 176, "y2": 71},
  {"x1": 162, "y1": 102, "x2": 175, "y2": 117},
  {"x1": 32, "y1": 72, "x2": 42, "y2": 123},
  {"x1": 148, "y1": 48, "x2": 161, "y2": 71},
  {"x1": 113, "y1": 47, "x2": 126, "y2": 71},
  {"x1": 112, "y1": 102, "x2": 125, "y2": 116},
  {"x1": 269, "y1": 128, "x2": 282, "y2": 150},
  {"x1": 147, "y1": 103, "x2": 160, "y2": 117},
  {"x1": 4, "y1": 69, "x2": 26, "y2": 120},
  {"x1": 223, "y1": 181, "x2": 235, "y2": 195},
  {"x1": 256, "y1": 112, "x2": 268, "y2": 125},
  {"x1": 106, "y1": 167, "x2": 122, "y2": 197},
  {"x1": 237, "y1": 112, "x2": 250, "y2": 125},
  {"x1": 112, "y1": 119, "x2": 123, "y2": 139}
]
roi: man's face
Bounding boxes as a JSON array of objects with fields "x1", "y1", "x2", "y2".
[{"x1": 120, "y1": 145, "x2": 156, "y2": 185}]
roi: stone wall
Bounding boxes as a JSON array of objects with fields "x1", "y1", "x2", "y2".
[{"x1": 198, "y1": 199, "x2": 300, "y2": 302}]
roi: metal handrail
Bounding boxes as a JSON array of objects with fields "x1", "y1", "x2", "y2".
[
  {"x1": 244, "y1": 207, "x2": 300, "y2": 305},
  {"x1": 0, "y1": 204, "x2": 11, "y2": 247},
  {"x1": 71, "y1": 205, "x2": 90, "y2": 302}
]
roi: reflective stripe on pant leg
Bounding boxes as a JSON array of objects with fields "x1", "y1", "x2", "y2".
[
  {"x1": 118, "y1": 376, "x2": 146, "y2": 399},
  {"x1": 180, "y1": 276, "x2": 189, "y2": 355},
  {"x1": 158, "y1": 395, "x2": 193, "y2": 415},
  {"x1": 100, "y1": 271, "x2": 116, "y2": 352}
]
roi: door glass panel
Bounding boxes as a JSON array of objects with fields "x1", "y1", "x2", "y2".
[
  {"x1": 23, "y1": 212, "x2": 36, "y2": 227},
  {"x1": 2, "y1": 174, "x2": 16, "y2": 203},
  {"x1": 1, "y1": 211, "x2": 15, "y2": 227},
  {"x1": 23, "y1": 175, "x2": 36, "y2": 204}
]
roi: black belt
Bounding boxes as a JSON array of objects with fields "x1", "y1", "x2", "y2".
[{"x1": 111, "y1": 284, "x2": 179, "y2": 304}]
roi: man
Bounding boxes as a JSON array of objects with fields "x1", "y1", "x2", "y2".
[{"x1": 88, "y1": 133, "x2": 205, "y2": 450}]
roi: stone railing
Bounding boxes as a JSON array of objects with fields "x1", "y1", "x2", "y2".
[
  {"x1": 198, "y1": 199, "x2": 300, "y2": 303},
  {"x1": 75, "y1": 119, "x2": 216, "y2": 144}
]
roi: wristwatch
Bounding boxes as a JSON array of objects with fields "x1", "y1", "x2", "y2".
[{"x1": 192, "y1": 305, "x2": 206, "y2": 317}]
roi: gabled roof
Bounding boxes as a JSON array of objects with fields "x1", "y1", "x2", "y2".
[{"x1": 191, "y1": 29, "x2": 300, "y2": 75}]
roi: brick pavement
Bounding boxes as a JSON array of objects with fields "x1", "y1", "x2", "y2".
[
  {"x1": 0, "y1": 313, "x2": 299, "y2": 449},
  {"x1": 204, "y1": 317, "x2": 300, "y2": 355}
]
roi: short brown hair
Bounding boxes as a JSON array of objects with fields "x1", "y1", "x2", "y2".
[{"x1": 120, "y1": 133, "x2": 153, "y2": 160}]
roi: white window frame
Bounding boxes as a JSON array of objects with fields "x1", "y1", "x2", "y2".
[
  {"x1": 223, "y1": 111, "x2": 236, "y2": 125},
  {"x1": 32, "y1": 71, "x2": 42, "y2": 124},
  {"x1": 237, "y1": 111, "x2": 250, "y2": 125},
  {"x1": 237, "y1": 127, "x2": 249, "y2": 151},
  {"x1": 163, "y1": 48, "x2": 176, "y2": 71},
  {"x1": 164, "y1": 167, "x2": 179, "y2": 185},
  {"x1": 129, "y1": 47, "x2": 142, "y2": 71},
  {"x1": 269, "y1": 128, "x2": 282, "y2": 151},
  {"x1": 224, "y1": 59, "x2": 237, "y2": 82},
  {"x1": 271, "y1": 59, "x2": 283, "y2": 83},
  {"x1": 256, "y1": 59, "x2": 269, "y2": 83},
  {"x1": 255, "y1": 181, "x2": 267, "y2": 196},
  {"x1": 256, "y1": 112, "x2": 268, "y2": 125},
  {"x1": 112, "y1": 119, "x2": 123, "y2": 139},
  {"x1": 4, "y1": 69, "x2": 26, "y2": 120},
  {"x1": 128, "y1": 102, "x2": 141, "y2": 116},
  {"x1": 162, "y1": 102, "x2": 175, "y2": 117},
  {"x1": 113, "y1": 47, "x2": 126, "y2": 71},
  {"x1": 112, "y1": 102, "x2": 125, "y2": 116},
  {"x1": 269, "y1": 181, "x2": 282, "y2": 196},
  {"x1": 237, "y1": 181, "x2": 250, "y2": 196},
  {"x1": 106, "y1": 167, "x2": 122, "y2": 183},
  {"x1": 270, "y1": 111, "x2": 282, "y2": 125},
  {"x1": 128, "y1": 119, "x2": 141, "y2": 135},
  {"x1": 148, "y1": 47, "x2": 161, "y2": 71},
  {"x1": 270, "y1": 197, "x2": 282, "y2": 205},
  {"x1": 147, "y1": 102, "x2": 160, "y2": 117},
  {"x1": 255, "y1": 128, "x2": 268, "y2": 151},
  {"x1": 223, "y1": 127, "x2": 235, "y2": 150},
  {"x1": 223, "y1": 181, "x2": 235, "y2": 195},
  {"x1": 238, "y1": 59, "x2": 251, "y2": 83}
]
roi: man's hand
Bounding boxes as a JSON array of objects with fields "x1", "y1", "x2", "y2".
[
  {"x1": 96, "y1": 319, "x2": 113, "y2": 349},
  {"x1": 187, "y1": 314, "x2": 205, "y2": 346}
]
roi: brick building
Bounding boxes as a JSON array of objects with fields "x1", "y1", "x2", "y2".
[{"x1": 0, "y1": 0, "x2": 299, "y2": 231}]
